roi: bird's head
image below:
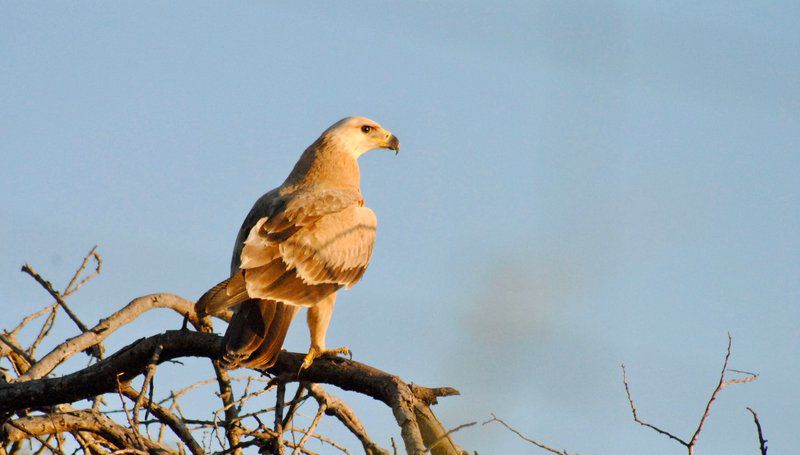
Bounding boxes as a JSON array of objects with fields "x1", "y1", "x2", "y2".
[{"x1": 323, "y1": 116, "x2": 400, "y2": 158}]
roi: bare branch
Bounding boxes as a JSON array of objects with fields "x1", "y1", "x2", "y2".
[
  {"x1": 273, "y1": 381, "x2": 286, "y2": 455},
  {"x1": 621, "y1": 364, "x2": 688, "y2": 447},
  {"x1": 0, "y1": 329, "x2": 463, "y2": 454},
  {"x1": 18, "y1": 293, "x2": 198, "y2": 381},
  {"x1": 482, "y1": 414, "x2": 569, "y2": 455},
  {"x1": 291, "y1": 400, "x2": 325, "y2": 454},
  {"x1": 281, "y1": 384, "x2": 308, "y2": 431},
  {"x1": 63, "y1": 246, "x2": 102, "y2": 298},
  {"x1": 131, "y1": 344, "x2": 162, "y2": 437},
  {"x1": 27, "y1": 306, "x2": 58, "y2": 360},
  {"x1": 115, "y1": 373, "x2": 145, "y2": 451},
  {"x1": 4, "y1": 421, "x2": 61, "y2": 453},
  {"x1": 236, "y1": 427, "x2": 332, "y2": 455},
  {"x1": 622, "y1": 334, "x2": 758, "y2": 455},
  {"x1": 212, "y1": 360, "x2": 242, "y2": 455},
  {"x1": 8, "y1": 305, "x2": 55, "y2": 338},
  {"x1": 119, "y1": 385, "x2": 203, "y2": 455},
  {"x1": 747, "y1": 407, "x2": 768, "y2": 455},
  {"x1": 0, "y1": 334, "x2": 34, "y2": 369},
  {"x1": 21, "y1": 263, "x2": 99, "y2": 361},
  {"x1": 305, "y1": 383, "x2": 389, "y2": 455},
  {"x1": 2, "y1": 410, "x2": 175, "y2": 454},
  {"x1": 425, "y1": 421, "x2": 476, "y2": 453}
]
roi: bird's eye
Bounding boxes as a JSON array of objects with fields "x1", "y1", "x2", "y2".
[{"x1": 361, "y1": 125, "x2": 372, "y2": 133}]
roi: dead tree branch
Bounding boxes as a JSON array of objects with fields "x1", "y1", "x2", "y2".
[
  {"x1": 482, "y1": 414, "x2": 570, "y2": 455},
  {"x1": 747, "y1": 407, "x2": 768, "y2": 455},
  {"x1": 1, "y1": 329, "x2": 463, "y2": 454},
  {"x1": 305, "y1": 382, "x2": 389, "y2": 455},
  {"x1": 119, "y1": 384, "x2": 203, "y2": 455},
  {"x1": 17, "y1": 293, "x2": 198, "y2": 382},
  {"x1": 1, "y1": 410, "x2": 175, "y2": 453},
  {"x1": 622, "y1": 334, "x2": 758, "y2": 455},
  {"x1": 2, "y1": 251, "x2": 465, "y2": 454},
  {"x1": 20, "y1": 262, "x2": 103, "y2": 361}
]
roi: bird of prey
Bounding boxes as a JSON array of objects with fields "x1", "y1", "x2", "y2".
[{"x1": 196, "y1": 116, "x2": 399, "y2": 370}]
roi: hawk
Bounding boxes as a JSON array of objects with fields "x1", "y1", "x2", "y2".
[{"x1": 196, "y1": 116, "x2": 399, "y2": 370}]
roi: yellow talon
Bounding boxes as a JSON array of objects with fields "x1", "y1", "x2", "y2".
[{"x1": 300, "y1": 346, "x2": 351, "y2": 370}]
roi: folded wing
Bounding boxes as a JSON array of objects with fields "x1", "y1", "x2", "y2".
[{"x1": 197, "y1": 188, "x2": 376, "y2": 315}]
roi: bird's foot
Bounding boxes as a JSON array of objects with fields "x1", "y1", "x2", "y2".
[{"x1": 300, "y1": 346, "x2": 351, "y2": 370}]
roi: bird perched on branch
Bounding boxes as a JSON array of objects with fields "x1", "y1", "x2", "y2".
[{"x1": 197, "y1": 116, "x2": 400, "y2": 370}]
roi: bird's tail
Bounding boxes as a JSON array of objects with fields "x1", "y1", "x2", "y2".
[
  {"x1": 221, "y1": 299, "x2": 299, "y2": 369},
  {"x1": 196, "y1": 272, "x2": 249, "y2": 317}
]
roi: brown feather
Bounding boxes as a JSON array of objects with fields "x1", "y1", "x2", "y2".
[
  {"x1": 221, "y1": 299, "x2": 276, "y2": 367},
  {"x1": 196, "y1": 273, "x2": 248, "y2": 316},
  {"x1": 244, "y1": 260, "x2": 340, "y2": 307},
  {"x1": 235, "y1": 301, "x2": 300, "y2": 369}
]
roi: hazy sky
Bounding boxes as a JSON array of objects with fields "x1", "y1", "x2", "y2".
[{"x1": 2, "y1": 2, "x2": 798, "y2": 453}]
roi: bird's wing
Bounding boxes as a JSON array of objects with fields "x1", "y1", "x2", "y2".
[
  {"x1": 237, "y1": 188, "x2": 375, "y2": 305},
  {"x1": 280, "y1": 205, "x2": 377, "y2": 289}
]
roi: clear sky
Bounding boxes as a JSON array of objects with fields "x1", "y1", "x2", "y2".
[{"x1": 1, "y1": 2, "x2": 798, "y2": 453}]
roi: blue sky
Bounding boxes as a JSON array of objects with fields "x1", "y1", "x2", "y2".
[{"x1": 1, "y1": 2, "x2": 798, "y2": 453}]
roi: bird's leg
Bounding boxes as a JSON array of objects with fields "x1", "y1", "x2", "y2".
[{"x1": 302, "y1": 293, "x2": 349, "y2": 370}]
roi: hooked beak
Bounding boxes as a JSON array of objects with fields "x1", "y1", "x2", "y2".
[{"x1": 385, "y1": 134, "x2": 400, "y2": 155}]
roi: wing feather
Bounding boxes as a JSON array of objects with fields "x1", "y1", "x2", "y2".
[
  {"x1": 234, "y1": 188, "x2": 375, "y2": 305},
  {"x1": 280, "y1": 206, "x2": 376, "y2": 288}
]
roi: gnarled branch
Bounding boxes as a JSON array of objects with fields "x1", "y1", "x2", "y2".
[{"x1": 1, "y1": 329, "x2": 463, "y2": 454}]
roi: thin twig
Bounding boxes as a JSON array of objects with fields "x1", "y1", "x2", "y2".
[
  {"x1": 621, "y1": 364, "x2": 689, "y2": 447},
  {"x1": 291, "y1": 402, "x2": 326, "y2": 454},
  {"x1": 305, "y1": 383, "x2": 389, "y2": 455},
  {"x1": 20, "y1": 262, "x2": 102, "y2": 360},
  {"x1": 9, "y1": 304, "x2": 55, "y2": 337},
  {"x1": 115, "y1": 373, "x2": 145, "y2": 451},
  {"x1": 482, "y1": 414, "x2": 569, "y2": 455},
  {"x1": 688, "y1": 334, "x2": 757, "y2": 451},
  {"x1": 132, "y1": 344, "x2": 163, "y2": 437},
  {"x1": 21, "y1": 263, "x2": 91, "y2": 334},
  {"x1": 159, "y1": 375, "x2": 271, "y2": 407},
  {"x1": 622, "y1": 334, "x2": 759, "y2": 455},
  {"x1": 286, "y1": 427, "x2": 352, "y2": 454},
  {"x1": 212, "y1": 361, "x2": 242, "y2": 455},
  {"x1": 63, "y1": 246, "x2": 102, "y2": 297},
  {"x1": 273, "y1": 381, "x2": 286, "y2": 455},
  {"x1": 27, "y1": 306, "x2": 58, "y2": 358},
  {"x1": 282, "y1": 384, "x2": 308, "y2": 429},
  {"x1": 426, "y1": 421, "x2": 476, "y2": 453},
  {"x1": 120, "y1": 385, "x2": 204, "y2": 455}
]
